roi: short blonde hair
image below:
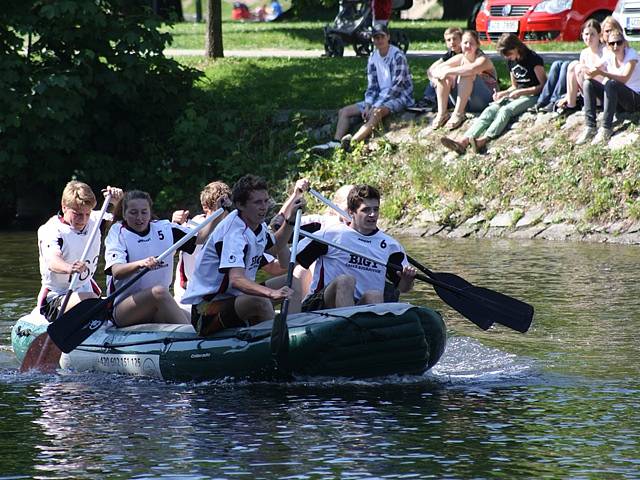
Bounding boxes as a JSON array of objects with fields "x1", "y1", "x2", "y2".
[
  {"x1": 61, "y1": 181, "x2": 96, "y2": 210},
  {"x1": 444, "y1": 27, "x2": 463, "y2": 39},
  {"x1": 200, "y1": 181, "x2": 231, "y2": 210}
]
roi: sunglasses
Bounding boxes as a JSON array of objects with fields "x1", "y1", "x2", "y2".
[{"x1": 609, "y1": 40, "x2": 624, "y2": 46}]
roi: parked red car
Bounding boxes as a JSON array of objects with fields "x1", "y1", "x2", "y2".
[{"x1": 475, "y1": 0, "x2": 617, "y2": 42}]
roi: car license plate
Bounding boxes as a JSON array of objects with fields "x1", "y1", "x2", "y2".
[
  {"x1": 629, "y1": 17, "x2": 640, "y2": 29},
  {"x1": 488, "y1": 20, "x2": 519, "y2": 33}
]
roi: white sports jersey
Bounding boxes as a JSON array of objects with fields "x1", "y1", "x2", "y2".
[
  {"x1": 37, "y1": 210, "x2": 107, "y2": 299},
  {"x1": 173, "y1": 215, "x2": 205, "y2": 304},
  {"x1": 181, "y1": 210, "x2": 275, "y2": 305},
  {"x1": 297, "y1": 223, "x2": 407, "y2": 301},
  {"x1": 104, "y1": 219, "x2": 190, "y2": 304}
]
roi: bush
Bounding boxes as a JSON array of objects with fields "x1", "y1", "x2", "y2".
[{"x1": 0, "y1": 0, "x2": 199, "y2": 222}]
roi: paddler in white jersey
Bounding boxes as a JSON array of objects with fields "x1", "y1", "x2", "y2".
[
  {"x1": 37, "y1": 181, "x2": 123, "y2": 320},
  {"x1": 296, "y1": 184, "x2": 416, "y2": 311}
]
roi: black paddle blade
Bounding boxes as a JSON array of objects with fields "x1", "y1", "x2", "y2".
[
  {"x1": 270, "y1": 302, "x2": 290, "y2": 361},
  {"x1": 431, "y1": 271, "x2": 534, "y2": 333},
  {"x1": 47, "y1": 298, "x2": 110, "y2": 353},
  {"x1": 432, "y1": 284, "x2": 495, "y2": 330},
  {"x1": 466, "y1": 285, "x2": 534, "y2": 333}
]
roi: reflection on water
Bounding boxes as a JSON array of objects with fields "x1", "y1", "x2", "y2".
[{"x1": 1, "y1": 233, "x2": 639, "y2": 478}]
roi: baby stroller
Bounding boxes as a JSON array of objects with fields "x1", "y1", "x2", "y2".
[{"x1": 323, "y1": 0, "x2": 412, "y2": 57}]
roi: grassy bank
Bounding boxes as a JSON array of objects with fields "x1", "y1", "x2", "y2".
[
  {"x1": 187, "y1": 55, "x2": 640, "y2": 227},
  {"x1": 166, "y1": 19, "x2": 640, "y2": 52}
]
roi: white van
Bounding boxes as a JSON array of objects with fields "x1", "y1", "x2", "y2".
[{"x1": 613, "y1": 0, "x2": 640, "y2": 40}]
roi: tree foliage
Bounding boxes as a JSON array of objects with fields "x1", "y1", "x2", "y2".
[{"x1": 0, "y1": 0, "x2": 199, "y2": 220}]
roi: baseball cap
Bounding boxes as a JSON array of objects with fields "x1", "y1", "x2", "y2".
[{"x1": 372, "y1": 23, "x2": 389, "y2": 37}]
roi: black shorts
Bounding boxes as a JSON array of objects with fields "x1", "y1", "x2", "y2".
[
  {"x1": 191, "y1": 297, "x2": 242, "y2": 337},
  {"x1": 39, "y1": 294, "x2": 66, "y2": 322}
]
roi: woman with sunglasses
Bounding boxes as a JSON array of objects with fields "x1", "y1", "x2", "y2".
[{"x1": 576, "y1": 29, "x2": 640, "y2": 145}]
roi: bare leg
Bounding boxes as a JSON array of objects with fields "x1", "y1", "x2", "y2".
[
  {"x1": 358, "y1": 290, "x2": 384, "y2": 305},
  {"x1": 563, "y1": 61, "x2": 579, "y2": 108},
  {"x1": 66, "y1": 291, "x2": 98, "y2": 311},
  {"x1": 265, "y1": 274, "x2": 302, "y2": 314},
  {"x1": 234, "y1": 295, "x2": 275, "y2": 324},
  {"x1": 294, "y1": 265, "x2": 312, "y2": 299},
  {"x1": 323, "y1": 274, "x2": 356, "y2": 308},
  {"x1": 335, "y1": 104, "x2": 361, "y2": 140},
  {"x1": 434, "y1": 77, "x2": 452, "y2": 119},
  {"x1": 351, "y1": 106, "x2": 390, "y2": 143},
  {"x1": 452, "y1": 75, "x2": 475, "y2": 117},
  {"x1": 114, "y1": 286, "x2": 189, "y2": 327}
]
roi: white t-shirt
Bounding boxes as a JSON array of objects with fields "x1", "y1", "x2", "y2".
[
  {"x1": 173, "y1": 215, "x2": 205, "y2": 303},
  {"x1": 104, "y1": 219, "x2": 191, "y2": 304},
  {"x1": 603, "y1": 47, "x2": 640, "y2": 93},
  {"x1": 371, "y1": 45, "x2": 399, "y2": 101},
  {"x1": 181, "y1": 210, "x2": 275, "y2": 305},
  {"x1": 37, "y1": 210, "x2": 108, "y2": 301},
  {"x1": 296, "y1": 223, "x2": 407, "y2": 302}
]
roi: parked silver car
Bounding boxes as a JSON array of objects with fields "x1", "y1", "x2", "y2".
[{"x1": 613, "y1": 0, "x2": 640, "y2": 40}]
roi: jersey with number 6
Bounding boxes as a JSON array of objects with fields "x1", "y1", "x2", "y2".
[{"x1": 297, "y1": 223, "x2": 407, "y2": 301}]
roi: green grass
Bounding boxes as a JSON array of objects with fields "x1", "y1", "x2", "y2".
[
  {"x1": 176, "y1": 55, "x2": 511, "y2": 108},
  {"x1": 166, "y1": 18, "x2": 638, "y2": 52}
]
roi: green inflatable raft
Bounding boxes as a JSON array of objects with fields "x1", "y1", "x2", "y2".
[{"x1": 12, "y1": 303, "x2": 446, "y2": 381}]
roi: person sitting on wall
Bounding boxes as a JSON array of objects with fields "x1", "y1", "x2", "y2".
[{"x1": 311, "y1": 24, "x2": 415, "y2": 154}]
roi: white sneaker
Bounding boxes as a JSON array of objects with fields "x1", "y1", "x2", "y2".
[
  {"x1": 575, "y1": 126, "x2": 596, "y2": 145},
  {"x1": 591, "y1": 127, "x2": 613, "y2": 145},
  {"x1": 310, "y1": 141, "x2": 340, "y2": 153}
]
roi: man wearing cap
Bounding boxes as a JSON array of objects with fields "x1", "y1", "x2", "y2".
[{"x1": 312, "y1": 24, "x2": 414, "y2": 153}]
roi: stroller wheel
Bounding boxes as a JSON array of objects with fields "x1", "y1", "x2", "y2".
[
  {"x1": 324, "y1": 33, "x2": 344, "y2": 58},
  {"x1": 353, "y1": 42, "x2": 372, "y2": 57},
  {"x1": 390, "y1": 31, "x2": 410, "y2": 53}
]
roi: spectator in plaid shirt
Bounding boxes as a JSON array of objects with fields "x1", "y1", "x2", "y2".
[{"x1": 311, "y1": 23, "x2": 414, "y2": 154}]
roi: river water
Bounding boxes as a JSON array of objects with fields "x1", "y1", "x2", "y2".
[{"x1": 0, "y1": 231, "x2": 638, "y2": 479}]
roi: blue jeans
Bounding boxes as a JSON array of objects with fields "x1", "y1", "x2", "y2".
[{"x1": 536, "y1": 60, "x2": 570, "y2": 108}]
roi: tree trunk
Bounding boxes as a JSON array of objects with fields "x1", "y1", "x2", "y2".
[
  {"x1": 195, "y1": 0, "x2": 203, "y2": 22},
  {"x1": 441, "y1": 0, "x2": 477, "y2": 19},
  {"x1": 206, "y1": 0, "x2": 223, "y2": 58}
]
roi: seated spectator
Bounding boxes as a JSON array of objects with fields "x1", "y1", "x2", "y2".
[
  {"x1": 576, "y1": 29, "x2": 640, "y2": 145},
  {"x1": 440, "y1": 33, "x2": 546, "y2": 155},
  {"x1": 417, "y1": 27, "x2": 463, "y2": 111},
  {"x1": 311, "y1": 24, "x2": 414, "y2": 154},
  {"x1": 231, "y1": 2, "x2": 251, "y2": 20},
  {"x1": 265, "y1": 0, "x2": 282, "y2": 21},
  {"x1": 531, "y1": 59, "x2": 571, "y2": 113},
  {"x1": 430, "y1": 30, "x2": 497, "y2": 130},
  {"x1": 553, "y1": 19, "x2": 604, "y2": 115}
]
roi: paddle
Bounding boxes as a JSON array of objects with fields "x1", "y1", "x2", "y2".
[
  {"x1": 308, "y1": 188, "x2": 534, "y2": 333},
  {"x1": 298, "y1": 229, "x2": 533, "y2": 333},
  {"x1": 270, "y1": 207, "x2": 303, "y2": 366},
  {"x1": 20, "y1": 194, "x2": 113, "y2": 373},
  {"x1": 47, "y1": 207, "x2": 225, "y2": 353},
  {"x1": 405, "y1": 256, "x2": 533, "y2": 333}
]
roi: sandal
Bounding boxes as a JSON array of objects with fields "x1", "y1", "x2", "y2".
[
  {"x1": 469, "y1": 137, "x2": 479, "y2": 154},
  {"x1": 440, "y1": 136, "x2": 467, "y2": 155},
  {"x1": 431, "y1": 112, "x2": 450, "y2": 129},
  {"x1": 445, "y1": 113, "x2": 466, "y2": 131}
]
